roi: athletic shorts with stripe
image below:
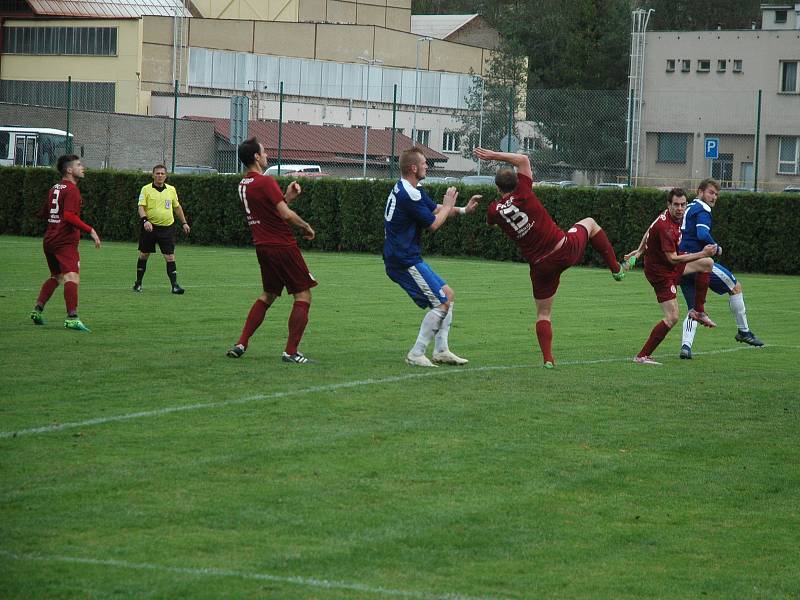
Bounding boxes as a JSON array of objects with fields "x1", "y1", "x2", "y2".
[
  {"x1": 679, "y1": 262, "x2": 738, "y2": 309},
  {"x1": 385, "y1": 261, "x2": 448, "y2": 309},
  {"x1": 44, "y1": 242, "x2": 80, "y2": 275},
  {"x1": 528, "y1": 223, "x2": 589, "y2": 300},
  {"x1": 256, "y1": 245, "x2": 318, "y2": 295}
]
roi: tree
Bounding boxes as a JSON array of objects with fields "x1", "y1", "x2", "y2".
[{"x1": 635, "y1": 0, "x2": 762, "y2": 31}]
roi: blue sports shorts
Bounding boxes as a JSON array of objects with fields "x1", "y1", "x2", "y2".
[
  {"x1": 385, "y1": 261, "x2": 448, "y2": 309},
  {"x1": 680, "y1": 262, "x2": 738, "y2": 309}
]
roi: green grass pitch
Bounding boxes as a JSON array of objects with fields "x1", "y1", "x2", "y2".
[{"x1": 1, "y1": 234, "x2": 798, "y2": 599}]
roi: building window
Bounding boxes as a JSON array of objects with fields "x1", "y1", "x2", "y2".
[
  {"x1": 775, "y1": 9, "x2": 788, "y2": 24},
  {"x1": 710, "y1": 153, "x2": 734, "y2": 187},
  {"x1": 666, "y1": 59, "x2": 675, "y2": 72},
  {"x1": 717, "y1": 59, "x2": 727, "y2": 72},
  {"x1": 323, "y1": 123, "x2": 343, "y2": 127},
  {"x1": 733, "y1": 59, "x2": 743, "y2": 73},
  {"x1": 697, "y1": 59, "x2": 711, "y2": 72},
  {"x1": 778, "y1": 137, "x2": 799, "y2": 174},
  {"x1": 442, "y1": 131, "x2": 460, "y2": 153},
  {"x1": 681, "y1": 59, "x2": 691, "y2": 72},
  {"x1": 385, "y1": 127, "x2": 404, "y2": 135},
  {"x1": 523, "y1": 136, "x2": 537, "y2": 151},
  {"x1": 780, "y1": 61, "x2": 798, "y2": 93},
  {"x1": 0, "y1": 79, "x2": 115, "y2": 111},
  {"x1": 415, "y1": 129, "x2": 430, "y2": 147},
  {"x1": 657, "y1": 133, "x2": 688, "y2": 163},
  {"x1": 2, "y1": 26, "x2": 117, "y2": 56}
]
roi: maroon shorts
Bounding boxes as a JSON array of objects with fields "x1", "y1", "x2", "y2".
[
  {"x1": 528, "y1": 224, "x2": 589, "y2": 300},
  {"x1": 645, "y1": 264, "x2": 686, "y2": 303},
  {"x1": 44, "y1": 242, "x2": 80, "y2": 276},
  {"x1": 256, "y1": 244, "x2": 318, "y2": 295}
]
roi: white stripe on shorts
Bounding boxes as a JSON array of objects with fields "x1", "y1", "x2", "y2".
[
  {"x1": 712, "y1": 264, "x2": 736, "y2": 292},
  {"x1": 408, "y1": 265, "x2": 441, "y2": 307}
]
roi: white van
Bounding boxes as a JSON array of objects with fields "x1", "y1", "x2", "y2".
[
  {"x1": 0, "y1": 126, "x2": 73, "y2": 167},
  {"x1": 264, "y1": 164, "x2": 322, "y2": 176}
]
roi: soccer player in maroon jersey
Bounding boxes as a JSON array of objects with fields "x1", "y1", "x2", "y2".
[
  {"x1": 227, "y1": 138, "x2": 318, "y2": 364},
  {"x1": 30, "y1": 155, "x2": 101, "y2": 332},
  {"x1": 472, "y1": 147, "x2": 626, "y2": 368},
  {"x1": 624, "y1": 188, "x2": 718, "y2": 365}
]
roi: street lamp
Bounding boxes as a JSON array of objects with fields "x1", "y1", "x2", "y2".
[
  {"x1": 411, "y1": 36, "x2": 432, "y2": 146},
  {"x1": 358, "y1": 55, "x2": 383, "y2": 178}
]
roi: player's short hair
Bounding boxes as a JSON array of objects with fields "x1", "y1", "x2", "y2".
[
  {"x1": 399, "y1": 148, "x2": 425, "y2": 176},
  {"x1": 495, "y1": 168, "x2": 518, "y2": 193},
  {"x1": 697, "y1": 178, "x2": 720, "y2": 193},
  {"x1": 238, "y1": 137, "x2": 262, "y2": 167},
  {"x1": 152, "y1": 164, "x2": 167, "y2": 173},
  {"x1": 56, "y1": 154, "x2": 79, "y2": 176},
  {"x1": 667, "y1": 187, "x2": 687, "y2": 203}
]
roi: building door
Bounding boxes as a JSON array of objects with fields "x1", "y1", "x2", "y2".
[
  {"x1": 711, "y1": 153, "x2": 733, "y2": 187},
  {"x1": 740, "y1": 162, "x2": 754, "y2": 189},
  {"x1": 14, "y1": 134, "x2": 37, "y2": 166}
]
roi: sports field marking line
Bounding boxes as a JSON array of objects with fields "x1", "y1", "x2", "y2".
[
  {"x1": 0, "y1": 550, "x2": 492, "y2": 600},
  {"x1": 1, "y1": 345, "x2": 781, "y2": 441}
]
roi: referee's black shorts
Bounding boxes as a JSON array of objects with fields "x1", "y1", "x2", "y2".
[{"x1": 139, "y1": 223, "x2": 176, "y2": 254}]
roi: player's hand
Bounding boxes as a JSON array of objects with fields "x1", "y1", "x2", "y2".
[
  {"x1": 473, "y1": 148, "x2": 494, "y2": 161},
  {"x1": 90, "y1": 229, "x2": 101, "y2": 249},
  {"x1": 623, "y1": 250, "x2": 639, "y2": 262},
  {"x1": 715, "y1": 244, "x2": 723, "y2": 257},
  {"x1": 465, "y1": 195, "x2": 482, "y2": 213},
  {"x1": 442, "y1": 186, "x2": 458, "y2": 207},
  {"x1": 303, "y1": 225, "x2": 315, "y2": 240},
  {"x1": 285, "y1": 181, "x2": 302, "y2": 203},
  {"x1": 182, "y1": 223, "x2": 191, "y2": 235},
  {"x1": 702, "y1": 244, "x2": 717, "y2": 257},
  {"x1": 144, "y1": 220, "x2": 153, "y2": 233}
]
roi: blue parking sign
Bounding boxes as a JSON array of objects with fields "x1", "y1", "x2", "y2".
[{"x1": 705, "y1": 138, "x2": 719, "y2": 159}]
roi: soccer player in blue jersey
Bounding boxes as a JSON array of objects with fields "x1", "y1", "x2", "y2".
[
  {"x1": 384, "y1": 148, "x2": 480, "y2": 367},
  {"x1": 678, "y1": 178, "x2": 763, "y2": 359}
]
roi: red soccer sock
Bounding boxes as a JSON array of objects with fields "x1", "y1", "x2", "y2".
[
  {"x1": 694, "y1": 272, "x2": 710, "y2": 313},
  {"x1": 535, "y1": 320, "x2": 555, "y2": 364},
  {"x1": 237, "y1": 298, "x2": 269, "y2": 348},
  {"x1": 285, "y1": 300, "x2": 310, "y2": 355},
  {"x1": 64, "y1": 281, "x2": 78, "y2": 317},
  {"x1": 36, "y1": 277, "x2": 59, "y2": 309},
  {"x1": 589, "y1": 228, "x2": 621, "y2": 273},
  {"x1": 638, "y1": 320, "x2": 672, "y2": 357}
]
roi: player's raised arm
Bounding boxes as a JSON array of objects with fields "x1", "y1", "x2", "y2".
[
  {"x1": 428, "y1": 186, "x2": 458, "y2": 232},
  {"x1": 473, "y1": 147, "x2": 533, "y2": 181},
  {"x1": 284, "y1": 181, "x2": 301, "y2": 204}
]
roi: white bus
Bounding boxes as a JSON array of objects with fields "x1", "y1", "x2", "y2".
[{"x1": 0, "y1": 126, "x2": 73, "y2": 168}]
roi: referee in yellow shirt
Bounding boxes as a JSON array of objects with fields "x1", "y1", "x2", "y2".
[{"x1": 133, "y1": 164, "x2": 190, "y2": 294}]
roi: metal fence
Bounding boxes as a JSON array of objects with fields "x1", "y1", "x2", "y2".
[{"x1": 1, "y1": 75, "x2": 798, "y2": 191}]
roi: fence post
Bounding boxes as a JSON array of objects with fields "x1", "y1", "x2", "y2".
[
  {"x1": 753, "y1": 89, "x2": 762, "y2": 192},
  {"x1": 626, "y1": 92, "x2": 634, "y2": 187},
  {"x1": 390, "y1": 84, "x2": 397, "y2": 180},
  {"x1": 171, "y1": 79, "x2": 178, "y2": 172},
  {"x1": 277, "y1": 81, "x2": 284, "y2": 174},
  {"x1": 506, "y1": 85, "x2": 514, "y2": 152},
  {"x1": 477, "y1": 76, "x2": 485, "y2": 175},
  {"x1": 65, "y1": 76, "x2": 73, "y2": 153}
]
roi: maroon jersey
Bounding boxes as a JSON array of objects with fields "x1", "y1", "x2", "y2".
[
  {"x1": 237, "y1": 171, "x2": 296, "y2": 247},
  {"x1": 643, "y1": 210, "x2": 682, "y2": 278},
  {"x1": 42, "y1": 180, "x2": 83, "y2": 248},
  {"x1": 486, "y1": 173, "x2": 565, "y2": 263}
]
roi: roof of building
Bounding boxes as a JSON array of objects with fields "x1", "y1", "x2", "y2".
[
  {"x1": 411, "y1": 14, "x2": 480, "y2": 40},
  {"x1": 24, "y1": 0, "x2": 191, "y2": 18},
  {"x1": 194, "y1": 118, "x2": 448, "y2": 166}
]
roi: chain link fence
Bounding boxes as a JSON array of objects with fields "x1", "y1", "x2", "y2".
[{"x1": 1, "y1": 75, "x2": 797, "y2": 191}]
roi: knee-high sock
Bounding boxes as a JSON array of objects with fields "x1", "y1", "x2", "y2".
[
  {"x1": 638, "y1": 320, "x2": 672, "y2": 357},
  {"x1": 681, "y1": 314, "x2": 697, "y2": 348},
  {"x1": 693, "y1": 272, "x2": 710, "y2": 313},
  {"x1": 589, "y1": 228, "x2": 621, "y2": 273},
  {"x1": 166, "y1": 261, "x2": 178, "y2": 286},
  {"x1": 36, "y1": 277, "x2": 59, "y2": 310},
  {"x1": 411, "y1": 308, "x2": 446, "y2": 356},
  {"x1": 535, "y1": 320, "x2": 554, "y2": 364},
  {"x1": 285, "y1": 300, "x2": 310, "y2": 355},
  {"x1": 237, "y1": 298, "x2": 269, "y2": 348},
  {"x1": 64, "y1": 281, "x2": 78, "y2": 317},
  {"x1": 433, "y1": 302, "x2": 454, "y2": 354},
  {"x1": 136, "y1": 258, "x2": 147, "y2": 283},
  {"x1": 729, "y1": 292, "x2": 749, "y2": 331}
]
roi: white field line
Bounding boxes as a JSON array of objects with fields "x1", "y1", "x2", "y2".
[
  {"x1": 0, "y1": 345, "x2": 773, "y2": 441},
  {"x1": 0, "y1": 550, "x2": 491, "y2": 600}
]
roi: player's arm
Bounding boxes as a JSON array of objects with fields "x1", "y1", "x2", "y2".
[
  {"x1": 695, "y1": 211, "x2": 721, "y2": 255},
  {"x1": 473, "y1": 147, "x2": 533, "y2": 180},
  {"x1": 665, "y1": 244, "x2": 717, "y2": 264},
  {"x1": 624, "y1": 230, "x2": 649, "y2": 262},
  {"x1": 284, "y1": 181, "x2": 301, "y2": 204},
  {"x1": 138, "y1": 189, "x2": 153, "y2": 232},
  {"x1": 174, "y1": 204, "x2": 190, "y2": 234},
  {"x1": 276, "y1": 201, "x2": 315, "y2": 240},
  {"x1": 428, "y1": 187, "x2": 458, "y2": 232},
  {"x1": 436, "y1": 194, "x2": 482, "y2": 217},
  {"x1": 62, "y1": 211, "x2": 101, "y2": 248}
]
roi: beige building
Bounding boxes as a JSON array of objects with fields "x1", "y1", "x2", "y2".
[{"x1": 636, "y1": 3, "x2": 800, "y2": 191}]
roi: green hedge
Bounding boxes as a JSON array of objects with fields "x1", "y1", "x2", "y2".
[{"x1": 2, "y1": 166, "x2": 798, "y2": 274}]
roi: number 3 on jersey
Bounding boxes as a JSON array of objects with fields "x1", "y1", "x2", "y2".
[
  {"x1": 238, "y1": 183, "x2": 250, "y2": 214},
  {"x1": 50, "y1": 189, "x2": 61, "y2": 214},
  {"x1": 384, "y1": 192, "x2": 397, "y2": 221}
]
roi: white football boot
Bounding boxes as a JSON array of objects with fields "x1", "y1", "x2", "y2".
[
  {"x1": 406, "y1": 352, "x2": 438, "y2": 367},
  {"x1": 431, "y1": 350, "x2": 469, "y2": 365}
]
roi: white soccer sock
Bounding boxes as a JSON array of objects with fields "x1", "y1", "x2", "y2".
[
  {"x1": 729, "y1": 292, "x2": 749, "y2": 331},
  {"x1": 433, "y1": 302, "x2": 454, "y2": 353},
  {"x1": 411, "y1": 307, "x2": 446, "y2": 356},
  {"x1": 681, "y1": 314, "x2": 697, "y2": 348}
]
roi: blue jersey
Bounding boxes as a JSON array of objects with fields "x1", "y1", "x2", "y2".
[
  {"x1": 679, "y1": 198, "x2": 717, "y2": 253},
  {"x1": 383, "y1": 178, "x2": 437, "y2": 268}
]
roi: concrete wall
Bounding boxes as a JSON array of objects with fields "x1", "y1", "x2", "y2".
[
  {"x1": 0, "y1": 19, "x2": 144, "y2": 114},
  {"x1": 192, "y1": 0, "x2": 299, "y2": 22}
]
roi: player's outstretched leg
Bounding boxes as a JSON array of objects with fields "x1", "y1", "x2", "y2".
[
  {"x1": 228, "y1": 296, "x2": 271, "y2": 358},
  {"x1": 687, "y1": 271, "x2": 715, "y2": 327},
  {"x1": 578, "y1": 218, "x2": 623, "y2": 280},
  {"x1": 407, "y1": 307, "x2": 446, "y2": 367},
  {"x1": 432, "y1": 300, "x2": 468, "y2": 365},
  {"x1": 728, "y1": 288, "x2": 763, "y2": 346}
]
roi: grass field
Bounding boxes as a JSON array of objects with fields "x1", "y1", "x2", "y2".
[{"x1": 1, "y1": 234, "x2": 798, "y2": 599}]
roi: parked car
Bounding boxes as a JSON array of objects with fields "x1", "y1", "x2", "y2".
[
  {"x1": 264, "y1": 164, "x2": 322, "y2": 176},
  {"x1": 719, "y1": 187, "x2": 753, "y2": 193},
  {"x1": 461, "y1": 175, "x2": 496, "y2": 186},
  {"x1": 782, "y1": 186, "x2": 800, "y2": 193},
  {"x1": 173, "y1": 165, "x2": 218, "y2": 175},
  {"x1": 595, "y1": 182, "x2": 629, "y2": 189},
  {"x1": 421, "y1": 176, "x2": 459, "y2": 185},
  {"x1": 537, "y1": 180, "x2": 576, "y2": 188}
]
